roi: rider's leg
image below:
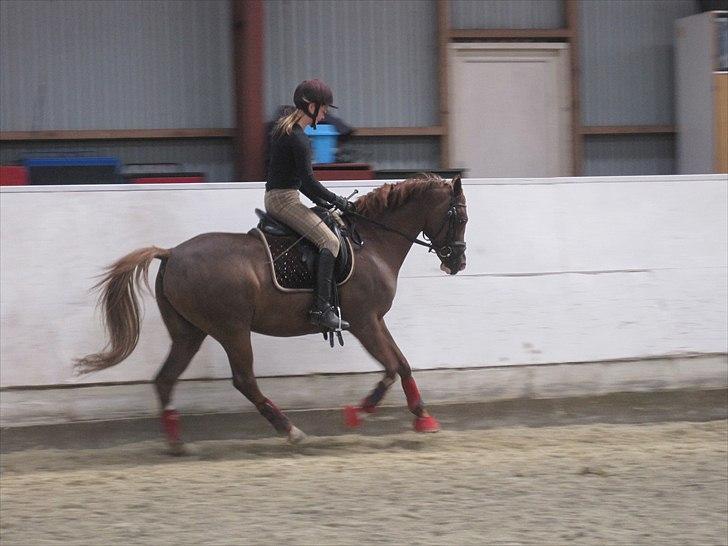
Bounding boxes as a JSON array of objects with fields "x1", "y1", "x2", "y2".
[
  {"x1": 264, "y1": 189, "x2": 349, "y2": 330},
  {"x1": 309, "y1": 245, "x2": 350, "y2": 330},
  {"x1": 264, "y1": 189, "x2": 339, "y2": 253}
]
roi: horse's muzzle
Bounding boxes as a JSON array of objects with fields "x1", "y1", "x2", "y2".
[{"x1": 440, "y1": 261, "x2": 466, "y2": 275}]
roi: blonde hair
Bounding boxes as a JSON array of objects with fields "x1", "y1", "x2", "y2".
[{"x1": 274, "y1": 108, "x2": 304, "y2": 136}]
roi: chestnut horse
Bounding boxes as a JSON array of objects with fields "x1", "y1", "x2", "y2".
[{"x1": 76, "y1": 174, "x2": 467, "y2": 453}]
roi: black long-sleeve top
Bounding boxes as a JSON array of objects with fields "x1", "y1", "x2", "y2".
[{"x1": 265, "y1": 124, "x2": 337, "y2": 206}]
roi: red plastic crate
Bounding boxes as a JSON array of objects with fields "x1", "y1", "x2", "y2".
[
  {"x1": 0, "y1": 166, "x2": 29, "y2": 186},
  {"x1": 131, "y1": 176, "x2": 205, "y2": 184}
]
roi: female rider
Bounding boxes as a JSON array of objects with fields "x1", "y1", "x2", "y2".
[{"x1": 265, "y1": 79, "x2": 356, "y2": 331}]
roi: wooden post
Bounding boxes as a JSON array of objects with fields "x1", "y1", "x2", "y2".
[
  {"x1": 565, "y1": 0, "x2": 583, "y2": 176},
  {"x1": 437, "y1": 0, "x2": 450, "y2": 169},
  {"x1": 232, "y1": 0, "x2": 265, "y2": 182}
]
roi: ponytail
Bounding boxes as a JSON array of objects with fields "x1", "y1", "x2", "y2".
[{"x1": 274, "y1": 108, "x2": 304, "y2": 136}]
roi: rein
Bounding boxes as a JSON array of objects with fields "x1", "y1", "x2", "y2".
[
  {"x1": 267, "y1": 188, "x2": 467, "y2": 265},
  {"x1": 347, "y1": 193, "x2": 467, "y2": 260},
  {"x1": 347, "y1": 211, "x2": 434, "y2": 250}
]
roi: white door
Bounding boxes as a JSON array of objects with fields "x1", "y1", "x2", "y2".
[{"x1": 449, "y1": 43, "x2": 572, "y2": 178}]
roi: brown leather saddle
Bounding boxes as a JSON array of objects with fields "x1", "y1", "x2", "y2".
[{"x1": 251, "y1": 207, "x2": 357, "y2": 291}]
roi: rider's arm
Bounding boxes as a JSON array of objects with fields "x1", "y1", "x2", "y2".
[
  {"x1": 291, "y1": 132, "x2": 338, "y2": 205},
  {"x1": 309, "y1": 195, "x2": 331, "y2": 208}
]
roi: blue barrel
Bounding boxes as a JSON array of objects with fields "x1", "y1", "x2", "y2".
[{"x1": 304, "y1": 124, "x2": 339, "y2": 164}]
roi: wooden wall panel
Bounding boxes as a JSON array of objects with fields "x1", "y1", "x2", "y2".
[{"x1": 715, "y1": 73, "x2": 728, "y2": 173}]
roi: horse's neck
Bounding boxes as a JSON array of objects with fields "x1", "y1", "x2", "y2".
[{"x1": 360, "y1": 202, "x2": 425, "y2": 274}]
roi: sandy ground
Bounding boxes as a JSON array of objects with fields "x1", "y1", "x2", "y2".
[{"x1": 1, "y1": 419, "x2": 726, "y2": 546}]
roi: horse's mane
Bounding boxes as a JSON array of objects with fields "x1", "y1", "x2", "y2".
[{"x1": 355, "y1": 173, "x2": 449, "y2": 217}]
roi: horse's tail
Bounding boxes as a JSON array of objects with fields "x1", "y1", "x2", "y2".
[{"x1": 74, "y1": 246, "x2": 171, "y2": 375}]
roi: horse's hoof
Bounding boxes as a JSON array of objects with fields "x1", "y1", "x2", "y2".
[
  {"x1": 288, "y1": 426, "x2": 307, "y2": 444},
  {"x1": 413, "y1": 415, "x2": 440, "y2": 433},
  {"x1": 167, "y1": 441, "x2": 188, "y2": 456},
  {"x1": 343, "y1": 405, "x2": 362, "y2": 428}
]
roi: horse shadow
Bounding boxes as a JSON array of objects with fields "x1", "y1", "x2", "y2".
[{"x1": 0, "y1": 432, "x2": 440, "y2": 476}]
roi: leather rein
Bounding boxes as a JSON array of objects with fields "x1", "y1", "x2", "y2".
[{"x1": 346, "y1": 193, "x2": 467, "y2": 260}]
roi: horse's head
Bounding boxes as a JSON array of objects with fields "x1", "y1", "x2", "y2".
[{"x1": 422, "y1": 175, "x2": 467, "y2": 275}]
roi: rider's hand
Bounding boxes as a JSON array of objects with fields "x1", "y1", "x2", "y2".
[
  {"x1": 313, "y1": 197, "x2": 333, "y2": 209},
  {"x1": 332, "y1": 195, "x2": 356, "y2": 214}
]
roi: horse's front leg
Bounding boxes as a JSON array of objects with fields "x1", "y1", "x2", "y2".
[
  {"x1": 380, "y1": 321, "x2": 440, "y2": 433},
  {"x1": 347, "y1": 319, "x2": 440, "y2": 432}
]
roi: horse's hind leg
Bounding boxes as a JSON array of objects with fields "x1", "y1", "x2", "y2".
[
  {"x1": 155, "y1": 275, "x2": 207, "y2": 454},
  {"x1": 220, "y1": 330, "x2": 306, "y2": 444},
  {"x1": 347, "y1": 318, "x2": 440, "y2": 432}
]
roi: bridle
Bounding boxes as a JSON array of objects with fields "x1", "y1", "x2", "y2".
[
  {"x1": 423, "y1": 194, "x2": 468, "y2": 262},
  {"x1": 347, "y1": 192, "x2": 467, "y2": 265}
]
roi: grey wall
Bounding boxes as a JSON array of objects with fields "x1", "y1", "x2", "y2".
[
  {"x1": 264, "y1": 0, "x2": 438, "y2": 127},
  {"x1": 0, "y1": 0, "x2": 233, "y2": 181},
  {"x1": 580, "y1": 0, "x2": 695, "y2": 126},
  {"x1": 0, "y1": 0, "x2": 233, "y2": 131},
  {"x1": 343, "y1": 137, "x2": 440, "y2": 170},
  {"x1": 583, "y1": 134, "x2": 675, "y2": 176},
  {"x1": 675, "y1": 12, "x2": 716, "y2": 174},
  {"x1": 264, "y1": 0, "x2": 439, "y2": 170},
  {"x1": 450, "y1": 0, "x2": 564, "y2": 29},
  {"x1": 0, "y1": 0, "x2": 703, "y2": 178},
  {"x1": 579, "y1": 0, "x2": 697, "y2": 176}
]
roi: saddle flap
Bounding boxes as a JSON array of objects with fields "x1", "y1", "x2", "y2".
[
  {"x1": 253, "y1": 206, "x2": 355, "y2": 286},
  {"x1": 252, "y1": 228, "x2": 355, "y2": 292}
]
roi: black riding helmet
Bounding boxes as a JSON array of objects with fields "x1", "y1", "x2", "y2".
[{"x1": 293, "y1": 79, "x2": 337, "y2": 129}]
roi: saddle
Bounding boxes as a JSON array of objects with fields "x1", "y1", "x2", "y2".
[{"x1": 251, "y1": 207, "x2": 357, "y2": 291}]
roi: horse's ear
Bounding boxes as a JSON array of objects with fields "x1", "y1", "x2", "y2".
[{"x1": 452, "y1": 174, "x2": 462, "y2": 196}]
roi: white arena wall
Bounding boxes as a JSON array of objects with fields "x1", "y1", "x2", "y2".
[{"x1": 1, "y1": 175, "x2": 726, "y2": 426}]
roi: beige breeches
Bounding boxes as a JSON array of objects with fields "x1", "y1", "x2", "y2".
[{"x1": 264, "y1": 189, "x2": 340, "y2": 256}]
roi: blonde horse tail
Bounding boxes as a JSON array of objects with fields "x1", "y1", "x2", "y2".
[{"x1": 74, "y1": 246, "x2": 171, "y2": 375}]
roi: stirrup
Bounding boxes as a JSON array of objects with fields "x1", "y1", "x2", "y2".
[{"x1": 309, "y1": 306, "x2": 350, "y2": 331}]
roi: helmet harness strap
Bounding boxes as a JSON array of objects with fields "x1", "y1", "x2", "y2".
[{"x1": 304, "y1": 99, "x2": 322, "y2": 129}]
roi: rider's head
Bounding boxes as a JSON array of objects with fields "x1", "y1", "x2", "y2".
[
  {"x1": 293, "y1": 79, "x2": 337, "y2": 129},
  {"x1": 273, "y1": 79, "x2": 337, "y2": 136}
]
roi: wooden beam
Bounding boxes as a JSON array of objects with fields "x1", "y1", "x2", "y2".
[
  {"x1": 449, "y1": 28, "x2": 572, "y2": 40},
  {"x1": 0, "y1": 127, "x2": 446, "y2": 142},
  {"x1": 0, "y1": 129, "x2": 234, "y2": 142},
  {"x1": 437, "y1": 0, "x2": 451, "y2": 168},
  {"x1": 715, "y1": 73, "x2": 728, "y2": 173},
  {"x1": 581, "y1": 125, "x2": 676, "y2": 135},
  {"x1": 353, "y1": 126, "x2": 445, "y2": 137},
  {"x1": 353, "y1": 127, "x2": 443, "y2": 137},
  {"x1": 565, "y1": 0, "x2": 583, "y2": 176},
  {"x1": 231, "y1": 0, "x2": 265, "y2": 182}
]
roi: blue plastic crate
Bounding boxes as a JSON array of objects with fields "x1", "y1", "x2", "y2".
[
  {"x1": 304, "y1": 124, "x2": 339, "y2": 164},
  {"x1": 23, "y1": 156, "x2": 121, "y2": 168},
  {"x1": 23, "y1": 156, "x2": 122, "y2": 185}
]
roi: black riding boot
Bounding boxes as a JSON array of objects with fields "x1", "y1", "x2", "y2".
[{"x1": 309, "y1": 249, "x2": 350, "y2": 331}]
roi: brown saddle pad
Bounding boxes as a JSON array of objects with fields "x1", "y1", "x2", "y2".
[{"x1": 253, "y1": 228, "x2": 354, "y2": 292}]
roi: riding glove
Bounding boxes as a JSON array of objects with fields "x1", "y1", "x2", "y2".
[{"x1": 332, "y1": 195, "x2": 357, "y2": 214}]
